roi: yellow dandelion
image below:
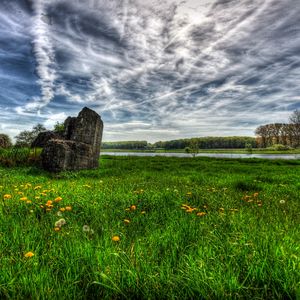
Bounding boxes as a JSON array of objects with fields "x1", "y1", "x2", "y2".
[
  {"x1": 196, "y1": 212, "x2": 207, "y2": 217},
  {"x1": 18, "y1": 191, "x2": 24, "y2": 195},
  {"x1": 130, "y1": 205, "x2": 137, "y2": 211},
  {"x1": 20, "y1": 197, "x2": 28, "y2": 201},
  {"x1": 59, "y1": 207, "x2": 66, "y2": 212},
  {"x1": 65, "y1": 206, "x2": 72, "y2": 211},
  {"x1": 26, "y1": 200, "x2": 32, "y2": 204},
  {"x1": 54, "y1": 227, "x2": 60, "y2": 232},
  {"x1": 112, "y1": 235, "x2": 120, "y2": 242},
  {"x1": 34, "y1": 186, "x2": 42, "y2": 190},
  {"x1": 54, "y1": 197, "x2": 62, "y2": 203},
  {"x1": 124, "y1": 219, "x2": 130, "y2": 225},
  {"x1": 24, "y1": 251, "x2": 34, "y2": 258},
  {"x1": 3, "y1": 194, "x2": 12, "y2": 200}
]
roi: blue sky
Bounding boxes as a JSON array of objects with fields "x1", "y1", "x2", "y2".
[{"x1": 0, "y1": 0, "x2": 299, "y2": 142}]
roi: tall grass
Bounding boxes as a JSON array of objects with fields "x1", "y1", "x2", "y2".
[
  {"x1": 0, "y1": 147, "x2": 41, "y2": 167},
  {"x1": 0, "y1": 156, "x2": 299, "y2": 299}
]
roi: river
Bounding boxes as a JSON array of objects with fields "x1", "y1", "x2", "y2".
[{"x1": 102, "y1": 152, "x2": 300, "y2": 160}]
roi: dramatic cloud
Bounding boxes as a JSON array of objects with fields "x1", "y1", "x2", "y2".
[{"x1": 0, "y1": 0, "x2": 299, "y2": 141}]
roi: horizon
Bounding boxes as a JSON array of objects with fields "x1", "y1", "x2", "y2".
[{"x1": 1, "y1": 0, "x2": 300, "y2": 143}]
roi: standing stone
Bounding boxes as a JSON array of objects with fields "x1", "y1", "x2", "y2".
[{"x1": 41, "y1": 107, "x2": 103, "y2": 172}]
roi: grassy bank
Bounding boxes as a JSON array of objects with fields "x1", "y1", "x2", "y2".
[
  {"x1": 101, "y1": 148, "x2": 300, "y2": 154},
  {"x1": 0, "y1": 156, "x2": 299, "y2": 299}
]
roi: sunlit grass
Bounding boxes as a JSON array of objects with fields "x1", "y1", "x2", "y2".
[{"x1": 0, "y1": 156, "x2": 299, "y2": 299}]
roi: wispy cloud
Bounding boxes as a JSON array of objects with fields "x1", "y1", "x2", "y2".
[{"x1": 0, "y1": 0, "x2": 300, "y2": 141}]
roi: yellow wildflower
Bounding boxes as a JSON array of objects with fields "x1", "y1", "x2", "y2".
[
  {"x1": 20, "y1": 197, "x2": 28, "y2": 201},
  {"x1": 34, "y1": 186, "x2": 42, "y2": 190},
  {"x1": 124, "y1": 219, "x2": 130, "y2": 225},
  {"x1": 130, "y1": 205, "x2": 137, "y2": 211},
  {"x1": 26, "y1": 200, "x2": 32, "y2": 204},
  {"x1": 196, "y1": 212, "x2": 207, "y2": 217},
  {"x1": 54, "y1": 227, "x2": 60, "y2": 232},
  {"x1": 3, "y1": 194, "x2": 12, "y2": 200},
  {"x1": 112, "y1": 236, "x2": 120, "y2": 242},
  {"x1": 54, "y1": 197, "x2": 62, "y2": 203},
  {"x1": 59, "y1": 207, "x2": 66, "y2": 212},
  {"x1": 24, "y1": 252, "x2": 34, "y2": 258},
  {"x1": 65, "y1": 206, "x2": 72, "y2": 211}
]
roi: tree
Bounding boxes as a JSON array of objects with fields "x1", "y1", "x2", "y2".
[
  {"x1": 15, "y1": 123, "x2": 46, "y2": 147},
  {"x1": 289, "y1": 109, "x2": 300, "y2": 147},
  {"x1": 0, "y1": 134, "x2": 12, "y2": 148},
  {"x1": 54, "y1": 122, "x2": 64, "y2": 134},
  {"x1": 189, "y1": 138, "x2": 200, "y2": 157}
]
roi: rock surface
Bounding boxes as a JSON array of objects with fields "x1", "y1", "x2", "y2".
[
  {"x1": 40, "y1": 107, "x2": 103, "y2": 172},
  {"x1": 31, "y1": 131, "x2": 62, "y2": 148}
]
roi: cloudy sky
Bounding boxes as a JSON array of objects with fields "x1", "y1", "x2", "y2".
[{"x1": 1, "y1": 0, "x2": 299, "y2": 142}]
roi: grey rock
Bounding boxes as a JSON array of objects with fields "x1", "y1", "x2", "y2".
[
  {"x1": 31, "y1": 131, "x2": 62, "y2": 148},
  {"x1": 41, "y1": 107, "x2": 103, "y2": 172}
]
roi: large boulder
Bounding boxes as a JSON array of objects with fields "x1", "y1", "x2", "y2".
[
  {"x1": 31, "y1": 131, "x2": 62, "y2": 148},
  {"x1": 41, "y1": 140, "x2": 96, "y2": 172},
  {"x1": 41, "y1": 107, "x2": 103, "y2": 172}
]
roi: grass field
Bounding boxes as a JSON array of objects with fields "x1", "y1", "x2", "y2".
[{"x1": 0, "y1": 156, "x2": 299, "y2": 299}]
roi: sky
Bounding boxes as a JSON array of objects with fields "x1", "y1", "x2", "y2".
[{"x1": 0, "y1": 0, "x2": 300, "y2": 142}]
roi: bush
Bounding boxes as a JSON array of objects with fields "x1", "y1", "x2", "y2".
[
  {"x1": 0, "y1": 134, "x2": 12, "y2": 148},
  {"x1": 266, "y1": 144, "x2": 294, "y2": 151},
  {"x1": 0, "y1": 147, "x2": 41, "y2": 167}
]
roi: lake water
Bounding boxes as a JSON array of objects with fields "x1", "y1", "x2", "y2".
[{"x1": 103, "y1": 152, "x2": 300, "y2": 160}]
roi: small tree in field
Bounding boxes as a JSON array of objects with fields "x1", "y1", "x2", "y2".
[
  {"x1": 0, "y1": 134, "x2": 12, "y2": 148},
  {"x1": 15, "y1": 123, "x2": 46, "y2": 147},
  {"x1": 189, "y1": 138, "x2": 200, "y2": 157}
]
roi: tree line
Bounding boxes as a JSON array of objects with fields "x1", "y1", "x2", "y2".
[{"x1": 255, "y1": 110, "x2": 300, "y2": 148}]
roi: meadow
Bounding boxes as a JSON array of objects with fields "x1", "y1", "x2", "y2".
[{"x1": 0, "y1": 155, "x2": 299, "y2": 299}]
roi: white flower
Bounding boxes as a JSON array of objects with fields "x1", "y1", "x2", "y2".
[
  {"x1": 55, "y1": 218, "x2": 66, "y2": 228},
  {"x1": 280, "y1": 200, "x2": 286, "y2": 204},
  {"x1": 82, "y1": 225, "x2": 90, "y2": 232}
]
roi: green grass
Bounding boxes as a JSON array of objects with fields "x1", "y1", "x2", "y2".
[{"x1": 0, "y1": 156, "x2": 299, "y2": 299}]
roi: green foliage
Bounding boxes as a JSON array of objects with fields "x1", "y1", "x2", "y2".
[
  {"x1": 102, "y1": 141, "x2": 148, "y2": 150},
  {"x1": 103, "y1": 137, "x2": 257, "y2": 151},
  {"x1": 15, "y1": 123, "x2": 46, "y2": 147},
  {"x1": 245, "y1": 142, "x2": 253, "y2": 154},
  {"x1": 53, "y1": 121, "x2": 64, "y2": 133},
  {"x1": 0, "y1": 156, "x2": 299, "y2": 299},
  {"x1": 0, "y1": 134, "x2": 12, "y2": 148},
  {"x1": 266, "y1": 144, "x2": 294, "y2": 151},
  {"x1": 0, "y1": 147, "x2": 41, "y2": 167}
]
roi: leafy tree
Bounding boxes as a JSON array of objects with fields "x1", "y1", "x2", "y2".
[
  {"x1": 189, "y1": 138, "x2": 200, "y2": 157},
  {"x1": 0, "y1": 134, "x2": 12, "y2": 148},
  {"x1": 289, "y1": 109, "x2": 300, "y2": 147},
  {"x1": 15, "y1": 123, "x2": 46, "y2": 147},
  {"x1": 54, "y1": 122, "x2": 64, "y2": 134}
]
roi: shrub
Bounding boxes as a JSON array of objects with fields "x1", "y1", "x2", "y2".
[
  {"x1": 266, "y1": 144, "x2": 294, "y2": 151},
  {"x1": 0, "y1": 134, "x2": 12, "y2": 148}
]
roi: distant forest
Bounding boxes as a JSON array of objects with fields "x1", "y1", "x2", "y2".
[{"x1": 101, "y1": 136, "x2": 257, "y2": 150}]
